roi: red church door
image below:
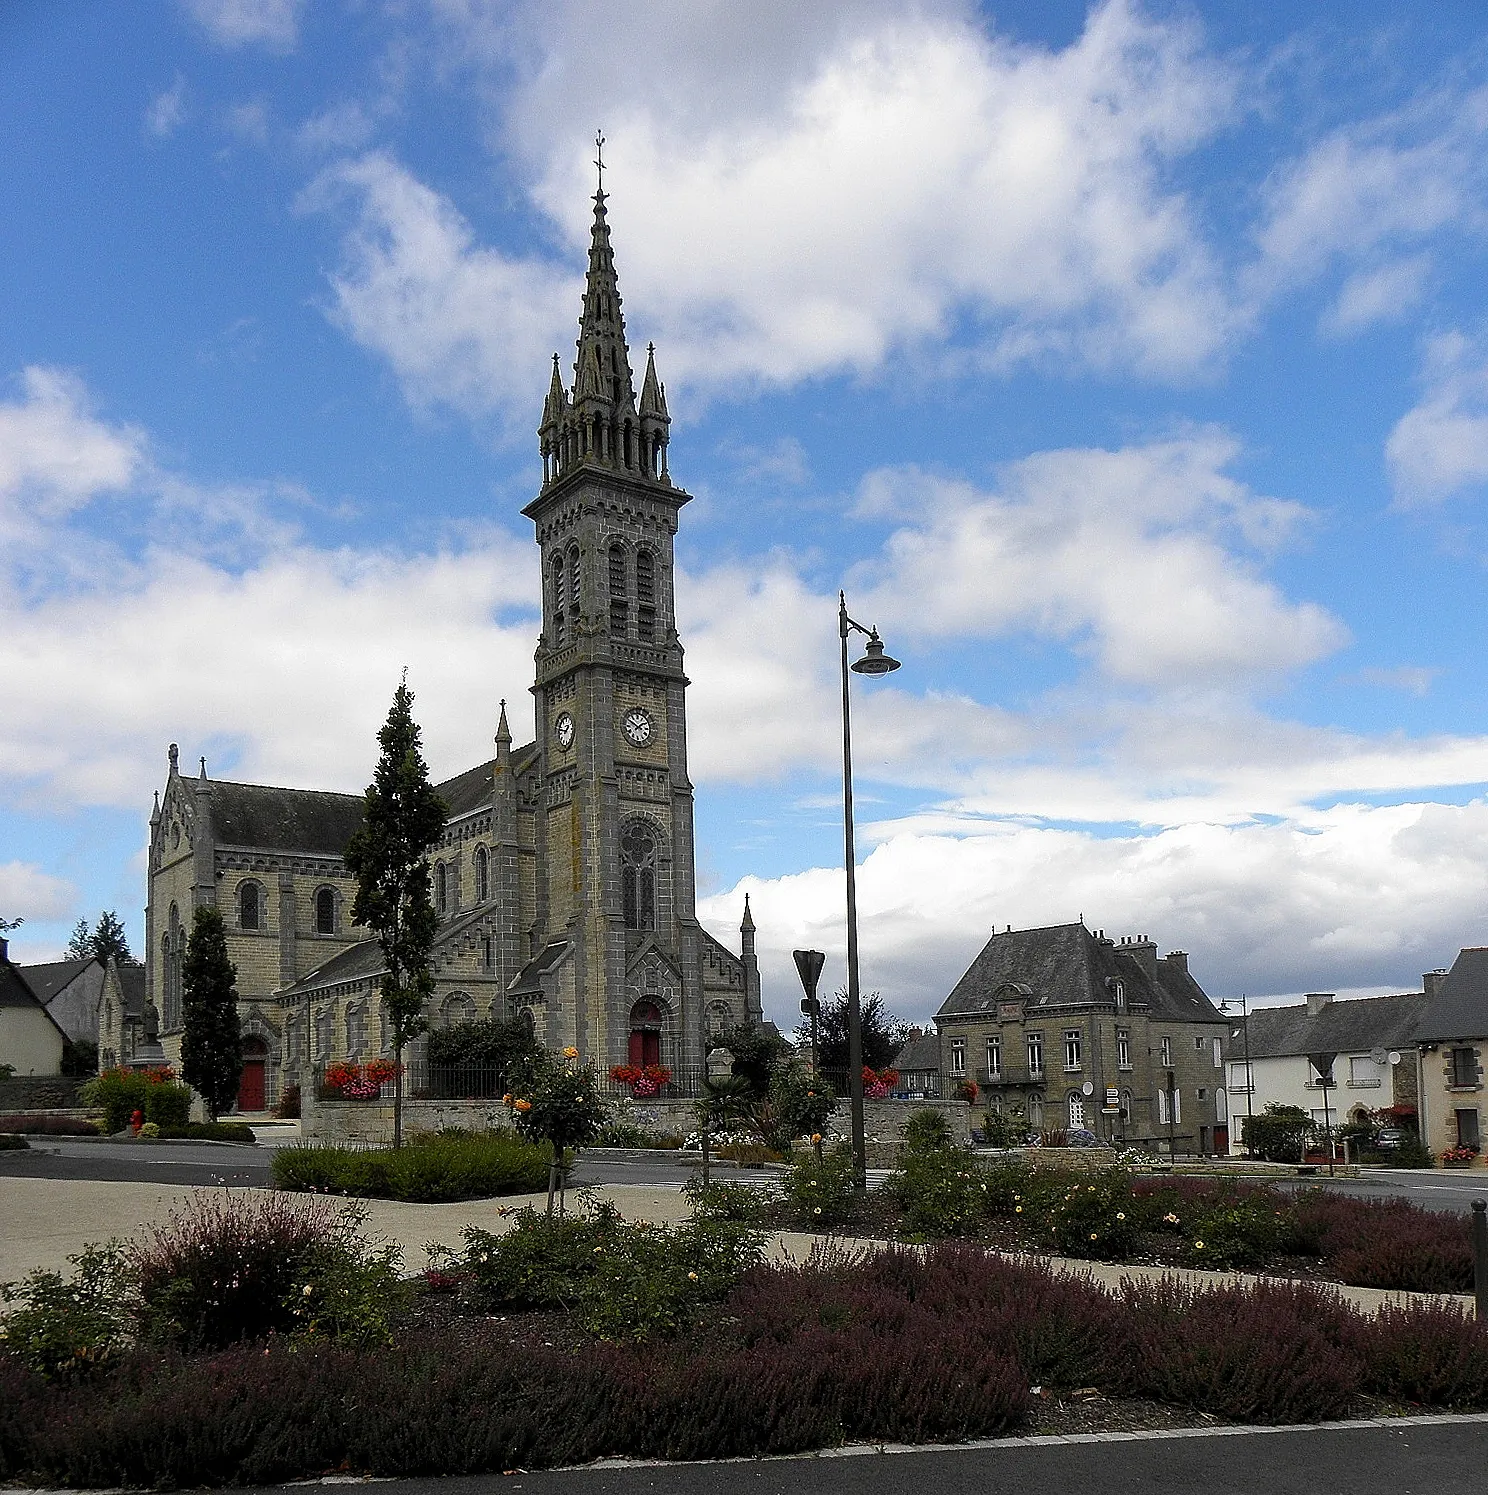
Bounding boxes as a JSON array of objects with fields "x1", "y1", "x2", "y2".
[
  {"x1": 237, "y1": 1037, "x2": 269, "y2": 1112},
  {"x1": 628, "y1": 1001, "x2": 662, "y2": 1067}
]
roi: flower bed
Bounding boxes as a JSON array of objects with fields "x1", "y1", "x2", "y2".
[
  {"x1": 321, "y1": 1059, "x2": 399, "y2": 1100},
  {"x1": 608, "y1": 1064, "x2": 673, "y2": 1098},
  {"x1": 5, "y1": 1224, "x2": 1488, "y2": 1488}
]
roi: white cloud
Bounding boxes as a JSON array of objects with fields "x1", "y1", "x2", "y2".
[
  {"x1": 0, "y1": 368, "x2": 143, "y2": 538},
  {"x1": 315, "y1": 1, "x2": 1238, "y2": 428},
  {"x1": 853, "y1": 435, "x2": 1344, "y2": 686},
  {"x1": 0, "y1": 862, "x2": 76, "y2": 926},
  {"x1": 184, "y1": 0, "x2": 303, "y2": 52},
  {"x1": 301, "y1": 153, "x2": 573, "y2": 431},
  {"x1": 144, "y1": 75, "x2": 188, "y2": 140},
  {"x1": 1356, "y1": 665, "x2": 1440, "y2": 697},
  {"x1": 1320, "y1": 256, "x2": 1431, "y2": 338},
  {"x1": 1386, "y1": 331, "x2": 1488, "y2": 505},
  {"x1": 702, "y1": 800, "x2": 1488, "y2": 1026}
]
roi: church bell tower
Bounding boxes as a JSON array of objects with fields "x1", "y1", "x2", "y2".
[{"x1": 520, "y1": 154, "x2": 708, "y2": 1072}]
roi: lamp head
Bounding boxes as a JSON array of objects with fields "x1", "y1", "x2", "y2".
[{"x1": 851, "y1": 629, "x2": 900, "y2": 677}]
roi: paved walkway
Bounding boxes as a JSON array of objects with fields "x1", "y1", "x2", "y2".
[{"x1": 0, "y1": 1176, "x2": 1472, "y2": 1317}]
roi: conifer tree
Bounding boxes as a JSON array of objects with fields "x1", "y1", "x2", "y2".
[
  {"x1": 181, "y1": 904, "x2": 243, "y2": 1120},
  {"x1": 343, "y1": 676, "x2": 447, "y2": 1147}
]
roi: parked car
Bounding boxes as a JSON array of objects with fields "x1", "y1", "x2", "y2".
[{"x1": 1374, "y1": 1127, "x2": 1404, "y2": 1151}]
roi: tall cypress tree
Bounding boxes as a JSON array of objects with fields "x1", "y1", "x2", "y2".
[
  {"x1": 181, "y1": 904, "x2": 243, "y2": 1121},
  {"x1": 343, "y1": 676, "x2": 447, "y2": 1147}
]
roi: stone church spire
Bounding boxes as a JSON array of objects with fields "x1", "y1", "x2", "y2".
[{"x1": 536, "y1": 138, "x2": 671, "y2": 490}]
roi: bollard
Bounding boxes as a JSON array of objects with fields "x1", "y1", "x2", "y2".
[{"x1": 1474, "y1": 1200, "x2": 1488, "y2": 1321}]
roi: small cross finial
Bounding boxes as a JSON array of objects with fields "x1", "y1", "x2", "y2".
[{"x1": 594, "y1": 130, "x2": 605, "y2": 194}]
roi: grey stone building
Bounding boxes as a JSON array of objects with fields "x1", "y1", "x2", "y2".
[
  {"x1": 145, "y1": 179, "x2": 762, "y2": 1109},
  {"x1": 934, "y1": 923, "x2": 1230, "y2": 1154}
]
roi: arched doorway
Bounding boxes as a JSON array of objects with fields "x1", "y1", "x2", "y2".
[
  {"x1": 628, "y1": 999, "x2": 663, "y2": 1067},
  {"x1": 237, "y1": 1035, "x2": 269, "y2": 1112}
]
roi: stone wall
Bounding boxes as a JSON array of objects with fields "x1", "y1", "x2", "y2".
[{"x1": 0, "y1": 1075, "x2": 85, "y2": 1111}]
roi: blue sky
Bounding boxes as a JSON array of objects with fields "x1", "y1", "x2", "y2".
[{"x1": 6, "y1": 0, "x2": 1488, "y2": 1026}]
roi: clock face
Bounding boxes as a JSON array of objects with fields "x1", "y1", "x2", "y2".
[
  {"x1": 554, "y1": 712, "x2": 575, "y2": 750},
  {"x1": 621, "y1": 707, "x2": 654, "y2": 748}
]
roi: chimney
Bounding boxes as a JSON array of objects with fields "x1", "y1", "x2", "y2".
[
  {"x1": 1305, "y1": 991, "x2": 1334, "y2": 1017},
  {"x1": 1423, "y1": 970, "x2": 1448, "y2": 1001},
  {"x1": 1117, "y1": 934, "x2": 1159, "y2": 980},
  {"x1": 1164, "y1": 950, "x2": 1188, "y2": 973}
]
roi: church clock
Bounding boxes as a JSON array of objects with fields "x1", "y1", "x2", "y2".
[
  {"x1": 621, "y1": 708, "x2": 653, "y2": 748},
  {"x1": 554, "y1": 712, "x2": 575, "y2": 750}
]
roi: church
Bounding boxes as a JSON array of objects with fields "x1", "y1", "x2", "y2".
[{"x1": 144, "y1": 179, "x2": 763, "y2": 1112}]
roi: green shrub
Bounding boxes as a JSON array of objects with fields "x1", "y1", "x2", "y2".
[
  {"x1": 451, "y1": 1205, "x2": 618, "y2": 1311},
  {"x1": 156, "y1": 1122, "x2": 257, "y2": 1144},
  {"x1": 713, "y1": 1140, "x2": 783, "y2": 1165},
  {"x1": 0, "y1": 1244, "x2": 134, "y2": 1379},
  {"x1": 79, "y1": 1068, "x2": 185, "y2": 1134},
  {"x1": 768, "y1": 1064, "x2": 836, "y2": 1143},
  {"x1": 981, "y1": 1105, "x2": 1028, "y2": 1148},
  {"x1": 1042, "y1": 1174, "x2": 1140, "y2": 1261},
  {"x1": 1242, "y1": 1103, "x2": 1313, "y2": 1163},
  {"x1": 595, "y1": 1118, "x2": 651, "y2": 1147},
  {"x1": 272, "y1": 1131, "x2": 548, "y2": 1202},
  {"x1": 144, "y1": 1084, "x2": 192, "y2": 1128},
  {"x1": 783, "y1": 1142, "x2": 858, "y2": 1227},
  {"x1": 902, "y1": 1107, "x2": 953, "y2": 1155},
  {"x1": 129, "y1": 1193, "x2": 402, "y2": 1351},
  {"x1": 1182, "y1": 1193, "x2": 1290, "y2": 1269},
  {"x1": 891, "y1": 1149, "x2": 991, "y2": 1239},
  {"x1": 682, "y1": 1177, "x2": 770, "y2": 1224}
]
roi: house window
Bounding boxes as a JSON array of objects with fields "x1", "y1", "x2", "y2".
[
  {"x1": 1160, "y1": 1036, "x2": 1173, "y2": 1068},
  {"x1": 1212, "y1": 1037, "x2": 1223, "y2": 1069},
  {"x1": 475, "y1": 846, "x2": 489, "y2": 903},
  {"x1": 1229, "y1": 1061, "x2": 1251, "y2": 1091},
  {"x1": 1067, "y1": 1092, "x2": 1085, "y2": 1128},
  {"x1": 1027, "y1": 1032, "x2": 1044, "y2": 1078},
  {"x1": 950, "y1": 1037, "x2": 966, "y2": 1075},
  {"x1": 1113, "y1": 979, "x2": 1126, "y2": 1014},
  {"x1": 1456, "y1": 1109, "x2": 1481, "y2": 1150},
  {"x1": 1348, "y1": 1055, "x2": 1380, "y2": 1087},
  {"x1": 621, "y1": 822, "x2": 657, "y2": 930},
  {"x1": 1063, "y1": 1029, "x2": 1082, "y2": 1071},
  {"x1": 1450, "y1": 1047, "x2": 1479, "y2": 1088},
  {"x1": 986, "y1": 1034, "x2": 1002, "y2": 1078},
  {"x1": 1117, "y1": 1028, "x2": 1131, "y2": 1070},
  {"x1": 434, "y1": 862, "x2": 448, "y2": 916},
  {"x1": 1197, "y1": 1087, "x2": 1207, "y2": 1102},
  {"x1": 1195, "y1": 1036, "x2": 1206, "y2": 1051},
  {"x1": 314, "y1": 887, "x2": 335, "y2": 935},
  {"x1": 239, "y1": 882, "x2": 261, "y2": 931},
  {"x1": 1028, "y1": 1093, "x2": 1044, "y2": 1129},
  {"x1": 1120, "y1": 1088, "x2": 1133, "y2": 1124}
]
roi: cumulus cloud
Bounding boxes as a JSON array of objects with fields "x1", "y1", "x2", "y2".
[
  {"x1": 0, "y1": 862, "x2": 76, "y2": 926},
  {"x1": 184, "y1": 0, "x2": 304, "y2": 52},
  {"x1": 1386, "y1": 332, "x2": 1488, "y2": 506},
  {"x1": 311, "y1": 1, "x2": 1238, "y2": 429},
  {"x1": 144, "y1": 75, "x2": 188, "y2": 140},
  {"x1": 853, "y1": 435, "x2": 1344, "y2": 686},
  {"x1": 702, "y1": 800, "x2": 1488, "y2": 1025}
]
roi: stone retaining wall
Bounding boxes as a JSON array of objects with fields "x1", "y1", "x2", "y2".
[{"x1": 0, "y1": 1075, "x2": 85, "y2": 1112}]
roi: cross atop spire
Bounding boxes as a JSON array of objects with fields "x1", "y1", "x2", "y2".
[{"x1": 594, "y1": 130, "x2": 605, "y2": 197}]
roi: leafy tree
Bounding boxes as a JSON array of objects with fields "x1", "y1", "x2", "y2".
[
  {"x1": 61, "y1": 1038, "x2": 99, "y2": 1078},
  {"x1": 798, "y1": 989, "x2": 907, "y2": 1076},
  {"x1": 1242, "y1": 1103, "x2": 1314, "y2": 1163},
  {"x1": 65, "y1": 912, "x2": 134, "y2": 964},
  {"x1": 510, "y1": 1052, "x2": 606, "y2": 1215},
  {"x1": 0, "y1": 914, "x2": 22, "y2": 934},
  {"x1": 768, "y1": 1063, "x2": 836, "y2": 1143},
  {"x1": 181, "y1": 905, "x2": 242, "y2": 1120},
  {"x1": 715, "y1": 1021, "x2": 789, "y2": 1097},
  {"x1": 343, "y1": 677, "x2": 448, "y2": 1147}
]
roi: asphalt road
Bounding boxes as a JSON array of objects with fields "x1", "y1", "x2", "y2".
[{"x1": 214, "y1": 1418, "x2": 1488, "y2": 1495}]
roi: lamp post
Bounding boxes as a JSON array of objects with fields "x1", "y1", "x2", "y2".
[{"x1": 838, "y1": 591, "x2": 901, "y2": 1190}]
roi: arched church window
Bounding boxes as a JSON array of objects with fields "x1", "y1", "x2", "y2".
[
  {"x1": 628, "y1": 998, "x2": 663, "y2": 1068},
  {"x1": 567, "y1": 548, "x2": 581, "y2": 626},
  {"x1": 608, "y1": 542, "x2": 628, "y2": 637},
  {"x1": 315, "y1": 887, "x2": 336, "y2": 935},
  {"x1": 239, "y1": 881, "x2": 261, "y2": 931},
  {"x1": 440, "y1": 991, "x2": 475, "y2": 1028},
  {"x1": 475, "y1": 846, "x2": 489, "y2": 903},
  {"x1": 636, "y1": 550, "x2": 656, "y2": 641},
  {"x1": 620, "y1": 822, "x2": 657, "y2": 931},
  {"x1": 434, "y1": 861, "x2": 448, "y2": 916}
]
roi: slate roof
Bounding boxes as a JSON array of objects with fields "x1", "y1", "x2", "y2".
[
  {"x1": 894, "y1": 1033, "x2": 942, "y2": 1073},
  {"x1": 1231, "y1": 992, "x2": 1427, "y2": 1061},
  {"x1": 936, "y1": 922, "x2": 1224, "y2": 1026},
  {"x1": 0, "y1": 959, "x2": 69, "y2": 1037},
  {"x1": 277, "y1": 939, "x2": 386, "y2": 997},
  {"x1": 17, "y1": 958, "x2": 98, "y2": 1004},
  {"x1": 1417, "y1": 948, "x2": 1488, "y2": 1043},
  {"x1": 208, "y1": 780, "x2": 365, "y2": 855}
]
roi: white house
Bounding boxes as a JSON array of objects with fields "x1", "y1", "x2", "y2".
[{"x1": 1223, "y1": 989, "x2": 1425, "y2": 1154}]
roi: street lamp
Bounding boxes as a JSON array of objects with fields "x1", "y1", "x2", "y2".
[{"x1": 839, "y1": 591, "x2": 901, "y2": 1189}]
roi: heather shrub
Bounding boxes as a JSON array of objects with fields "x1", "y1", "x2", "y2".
[
  {"x1": 0, "y1": 1244, "x2": 135, "y2": 1379},
  {"x1": 890, "y1": 1147, "x2": 992, "y2": 1238},
  {"x1": 783, "y1": 1141, "x2": 858, "y2": 1226},
  {"x1": 1364, "y1": 1301, "x2": 1488, "y2": 1408},
  {"x1": 129, "y1": 1193, "x2": 402, "y2": 1351},
  {"x1": 157, "y1": 1121, "x2": 256, "y2": 1144},
  {"x1": 1292, "y1": 1192, "x2": 1472, "y2": 1293},
  {"x1": 1115, "y1": 1278, "x2": 1363, "y2": 1423}
]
